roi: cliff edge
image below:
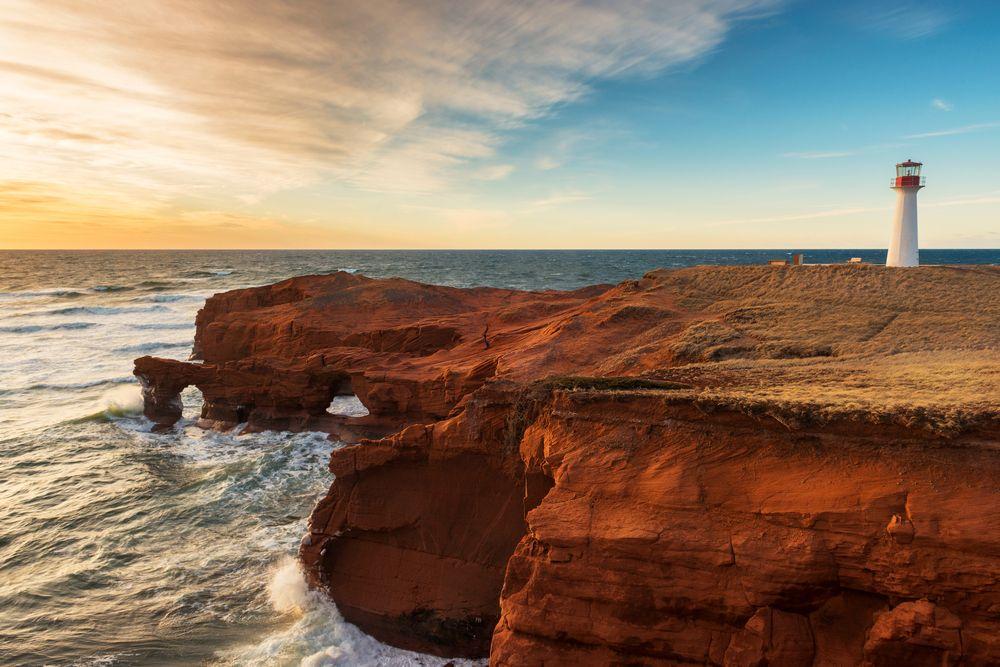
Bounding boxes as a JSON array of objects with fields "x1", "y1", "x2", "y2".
[{"x1": 135, "y1": 265, "x2": 1000, "y2": 665}]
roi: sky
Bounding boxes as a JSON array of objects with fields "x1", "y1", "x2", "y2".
[{"x1": 1, "y1": 0, "x2": 998, "y2": 249}]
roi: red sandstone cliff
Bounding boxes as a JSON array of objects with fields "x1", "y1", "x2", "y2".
[{"x1": 135, "y1": 266, "x2": 1000, "y2": 665}]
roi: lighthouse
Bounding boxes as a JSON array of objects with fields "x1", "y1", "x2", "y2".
[{"x1": 887, "y1": 159, "x2": 924, "y2": 267}]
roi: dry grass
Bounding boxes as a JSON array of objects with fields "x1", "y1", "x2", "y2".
[
  {"x1": 560, "y1": 265, "x2": 1000, "y2": 430},
  {"x1": 645, "y1": 350, "x2": 1000, "y2": 433}
]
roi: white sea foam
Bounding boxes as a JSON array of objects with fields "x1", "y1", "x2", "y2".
[
  {"x1": 47, "y1": 305, "x2": 170, "y2": 316},
  {"x1": 91, "y1": 285, "x2": 133, "y2": 293},
  {"x1": 113, "y1": 418, "x2": 476, "y2": 666},
  {"x1": 269, "y1": 557, "x2": 311, "y2": 614},
  {"x1": 128, "y1": 322, "x2": 194, "y2": 330},
  {"x1": 100, "y1": 384, "x2": 144, "y2": 418},
  {"x1": 221, "y1": 559, "x2": 484, "y2": 667},
  {"x1": 327, "y1": 395, "x2": 370, "y2": 417},
  {"x1": 0, "y1": 322, "x2": 97, "y2": 334},
  {"x1": 23, "y1": 376, "x2": 135, "y2": 393},
  {"x1": 113, "y1": 341, "x2": 191, "y2": 354},
  {"x1": 0, "y1": 289, "x2": 84, "y2": 300},
  {"x1": 145, "y1": 294, "x2": 205, "y2": 303}
]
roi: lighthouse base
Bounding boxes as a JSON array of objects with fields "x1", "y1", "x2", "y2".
[{"x1": 887, "y1": 187, "x2": 920, "y2": 267}]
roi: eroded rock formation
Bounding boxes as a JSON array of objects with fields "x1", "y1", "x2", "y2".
[{"x1": 135, "y1": 266, "x2": 1000, "y2": 665}]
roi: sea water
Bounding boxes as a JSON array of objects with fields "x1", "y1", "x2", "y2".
[{"x1": 0, "y1": 249, "x2": 996, "y2": 666}]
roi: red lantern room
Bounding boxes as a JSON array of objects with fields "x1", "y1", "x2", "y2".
[{"x1": 891, "y1": 159, "x2": 925, "y2": 189}]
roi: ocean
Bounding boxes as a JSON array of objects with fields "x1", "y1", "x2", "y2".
[{"x1": 0, "y1": 249, "x2": 997, "y2": 666}]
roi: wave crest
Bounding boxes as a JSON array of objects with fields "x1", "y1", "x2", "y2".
[
  {"x1": 47, "y1": 305, "x2": 169, "y2": 316},
  {"x1": 113, "y1": 341, "x2": 191, "y2": 354},
  {"x1": 101, "y1": 385, "x2": 144, "y2": 418},
  {"x1": 0, "y1": 322, "x2": 97, "y2": 334},
  {"x1": 92, "y1": 285, "x2": 133, "y2": 293},
  {"x1": 269, "y1": 557, "x2": 310, "y2": 614}
]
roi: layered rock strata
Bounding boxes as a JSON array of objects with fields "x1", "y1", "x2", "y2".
[{"x1": 135, "y1": 266, "x2": 1000, "y2": 665}]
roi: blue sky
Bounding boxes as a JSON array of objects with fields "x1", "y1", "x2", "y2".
[
  {"x1": 3, "y1": 0, "x2": 998, "y2": 248},
  {"x1": 452, "y1": 0, "x2": 1000, "y2": 248}
]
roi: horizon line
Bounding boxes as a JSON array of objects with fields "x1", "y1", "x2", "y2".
[{"x1": 1, "y1": 247, "x2": 997, "y2": 252}]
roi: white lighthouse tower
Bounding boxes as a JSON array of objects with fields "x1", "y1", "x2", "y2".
[{"x1": 886, "y1": 159, "x2": 925, "y2": 267}]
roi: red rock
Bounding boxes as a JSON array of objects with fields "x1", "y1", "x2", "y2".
[
  {"x1": 133, "y1": 266, "x2": 1000, "y2": 664},
  {"x1": 863, "y1": 599, "x2": 963, "y2": 666},
  {"x1": 724, "y1": 607, "x2": 814, "y2": 666}
]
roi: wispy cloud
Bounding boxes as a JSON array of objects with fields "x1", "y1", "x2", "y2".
[
  {"x1": 708, "y1": 206, "x2": 887, "y2": 227},
  {"x1": 781, "y1": 150, "x2": 856, "y2": 160},
  {"x1": 0, "y1": 0, "x2": 778, "y2": 202},
  {"x1": 924, "y1": 191, "x2": 1000, "y2": 208},
  {"x1": 853, "y1": 4, "x2": 954, "y2": 40},
  {"x1": 905, "y1": 122, "x2": 1000, "y2": 139},
  {"x1": 472, "y1": 164, "x2": 515, "y2": 181},
  {"x1": 535, "y1": 156, "x2": 564, "y2": 171},
  {"x1": 708, "y1": 189, "x2": 1000, "y2": 228},
  {"x1": 781, "y1": 142, "x2": 904, "y2": 160},
  {"x1": 528, "y1": 190, "x2": 593, "y2": 210},
  {"x1": 931, "y1": 98, "x2": 953, "y2": 111},
  {"x1": 533, "y1": 128, "x2": 592, "y2": 171},
  {"x1": 784, "y1": 118, "x2": 1000, "y2": 159}
]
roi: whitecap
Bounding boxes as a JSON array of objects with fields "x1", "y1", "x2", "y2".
[
  {"x1": 220, "y1": 559, "x2": 484, "y2": 667},
  {"x1": 128, "y1": 322, "x2": 194, "y2": 331},
  {"x1": 144, "y1": 294, "x2": 204, "y2": 303},
  {"x1": 91, "y1": 285, "x2": 133, "y2": 293},
  {"x1": 24, "y1": 376, "x2": 134, "y2": 392},
  {"x1": 99, "y1": 384, "x2": 144, "y2": 418},
  {"x1": 326, "y1": 395, "x2": 369, "y2": 417},
  {"x1": 0, "y1": 289, "x2": 84, "y2": 300},
  {"x1": 186, "y1": 269, "x2": 234, "y2": 278},
  {"x1": 113, "y1": 341, "x2": 191, "y2": 354},
  {"x1": 47, "y1": 305, "x2": 169, "y2": 316},
  {"x1": 269, "y1": 557, "x2": 311, "y2": 614},
  {"x1": 0, "y1": 322, "x2": 97, "y2": 334}
]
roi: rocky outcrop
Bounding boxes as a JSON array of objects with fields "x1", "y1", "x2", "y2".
[
  {"x1": 301, "y1": 384, "x2": 1000, "y2": 665},
  {"x1": 135, "y1": 265, "x2": 1000, "y2": 664}
]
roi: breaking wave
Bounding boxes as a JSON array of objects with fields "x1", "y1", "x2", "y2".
[
  {"x1": 128, "y1": 322, "x2": 193, "y2": 331},
  {"x1": 0, "y1": 322, "x2": 97, "y2": 334},
  {"x1": 113, "y1": 341, "x2": 191, "y2": 354},
  {"x1": 144, "y1": 294, "x2": 204, "y2": 303},
  {"x1": 221, "y1": 559, "x2": 483, "y2": 667},
  {"x1": 63, "y1": 384, "x2": 145, "y2": 423},
  {"x1": 186, "y1": 269, "x2": 234, "y2": 278},
  {"x1": 91, "y1": 285, "x2": 134, "y2": 293},
  {"x1": 0, "y1": 289, "x2": 84, "y2": 300},
  {"x1": 137, "y1": 279, "x2": 187, "y2": 291},
  {"x1": 21, "y1": 376, "x2": 135, "y2": 393},
  {"x1": 99, "y1": 384, "x2": 145, "y2": 418},
  {"x1": 46, "y1": 305, "x2": 169, "y2": 316}
]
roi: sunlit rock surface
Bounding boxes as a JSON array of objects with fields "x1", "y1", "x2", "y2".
[{"x1": 136, "y1": 265, "x2": 1000, "y2": 665}]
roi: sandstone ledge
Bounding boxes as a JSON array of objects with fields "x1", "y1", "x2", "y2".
[{"x1": 134, "y1": 265, "x2": 1000, "y2": 665}]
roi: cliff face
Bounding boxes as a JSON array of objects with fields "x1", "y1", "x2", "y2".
[
  {"x1": 135, "y1": 266, "x2": 1000, "y2": 665},
  {"x1": 301, "y1": 383, "x2": 1000, "y2": 665}
]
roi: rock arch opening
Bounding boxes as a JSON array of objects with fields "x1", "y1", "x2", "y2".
[
  {"x1": 180, "y1": 385, "x2": 205, "y2": 423},
  {"x1": 326, "y1": 377, "x2": 370, "y2": 418}
]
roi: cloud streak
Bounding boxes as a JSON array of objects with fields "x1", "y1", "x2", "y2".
[
  {"x1": 1, "y1": 0, "x2": 776, "y2": 202},
  {"x1": 708, "y1": 189, "x2": 1000, "y2": 228},
  {"x1": 853, "y1": 4, "x2": 954, "y2": 40},
  {"x1": 905, "y1": 122, "x2": 1000, "y2": 139},
  {"x1": 781, "y1": 142, "x2": 905, "y2": 160}
]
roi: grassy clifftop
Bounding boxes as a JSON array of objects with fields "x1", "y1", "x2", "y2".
[{"x1": 591, "y1": 264, "x2": 1000, "y2": 431}]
